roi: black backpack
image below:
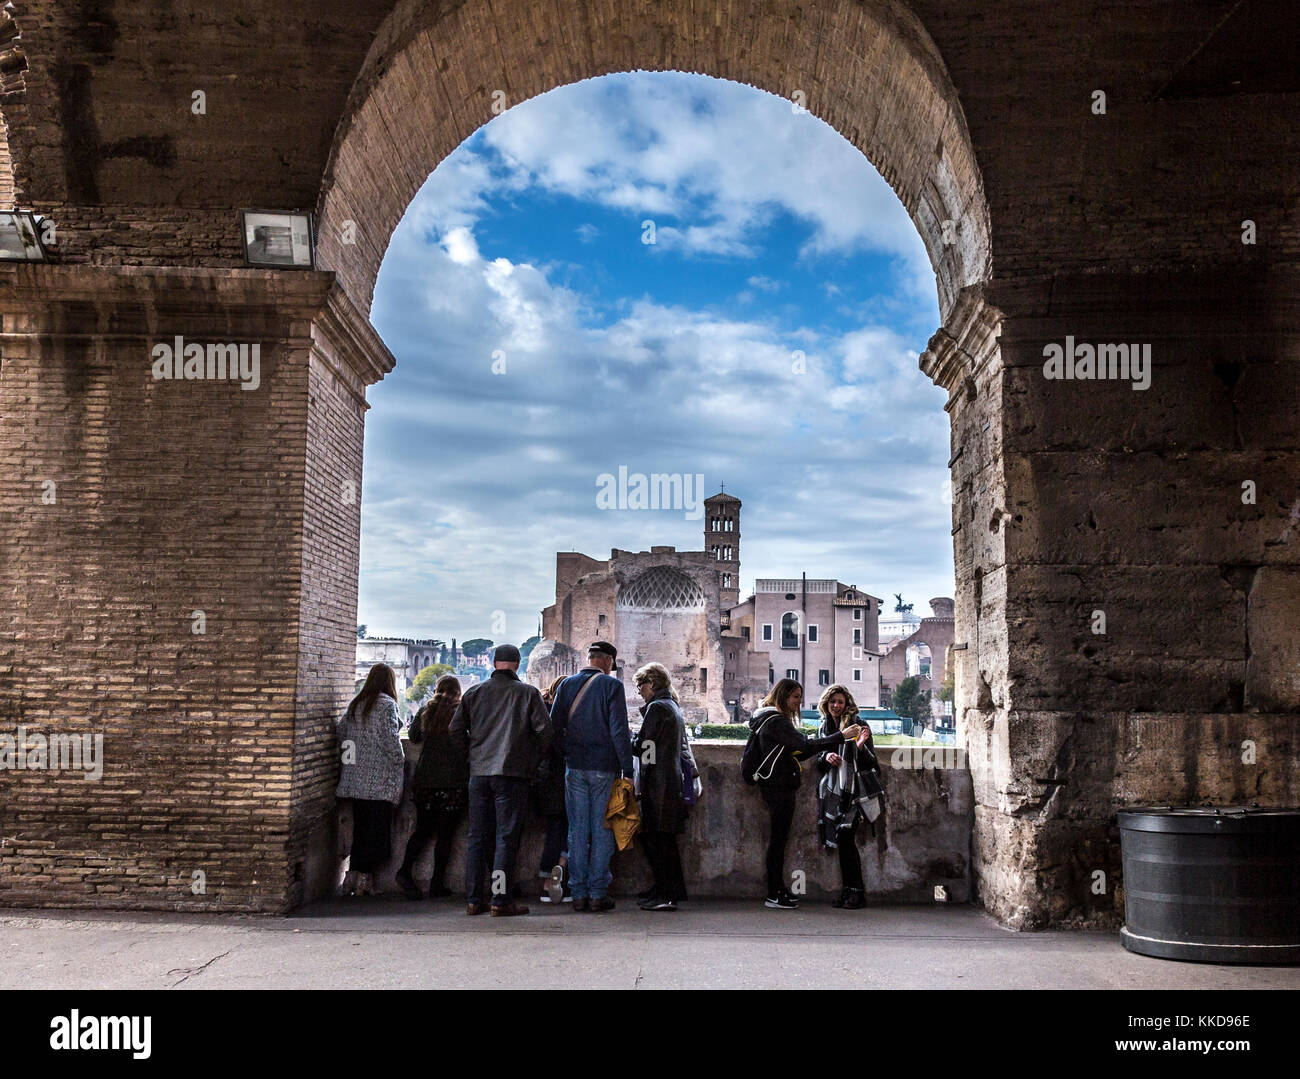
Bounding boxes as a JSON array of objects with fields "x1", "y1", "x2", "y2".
[{"x1": 740, "y1": 713, "x2": 780, "y2": 786}]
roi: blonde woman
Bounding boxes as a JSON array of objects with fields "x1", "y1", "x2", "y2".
[
  {"x1": 815, "y1": 684, "x2": 884, "y2": 909},
  {"x1": 748, "y1": 679, "x2": 860, "y2": 908},
  {"x1": 632, "y1": 662, "x2": 687, "y2": 910}
]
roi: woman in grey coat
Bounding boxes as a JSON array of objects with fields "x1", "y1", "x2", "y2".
[{"x1": 337, "y1": 663, "x2": 405, "y2": 896}]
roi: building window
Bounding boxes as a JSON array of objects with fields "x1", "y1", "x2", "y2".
[
  {"x1": 786, "y1": 668, "x2": 799, "y2": 681},
  {"x1": 853, "y1": 669, "x2": 862, "y2": 681},
  {"x1": 742, "y1": 626, "x2": 751, "y2": 641},
  {"x1": 818, "y1": 669, "x2": 830, "y2": 686},
  {"x1": 598, "y1": 613, "x2": 606, "y2": 626},
  {"x1": 852, "y1": 646, "x2": 862, "y2": 661},
  {"x1": 722, "y1": 573, "x2": 732, "y2": 588},
  {"x1": 781, "y1": 612, "x2": 800, "y2": 649},
  {"x1": 762, "y1": 624, "x2": 772, "y2": 642},
  {"x1": 724, "y1": 518, "x2": 734, "y2": 532},
  {"x1": 700, "y1": 668, "x2": 707, "y2": 692},
  {"x1": 853, "y1": 608, "x2": 862, "y2": 621},
  {"x1": 807, "y1": 624, "x2": 818, "y2": 643},
  {"x1": 853, "y1": 628, "x2": 861, "y2": 645},
  {"x1": 723, "y1": 546, "x2": 733, "y2": 560},
  {"x1": 768, "y1": 668, "x2": 775, "y2": 685}
]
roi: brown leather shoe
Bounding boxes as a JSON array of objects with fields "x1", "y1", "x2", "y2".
[
  {"x1": 572, "y1": 897, "x2": 590, "y2": 912},
  {"x1": 466, "y1": 903, "x2": 487, "y2": 916},
  {"x1": 489, "y1": 903, "x2": 529, "y2": 917},
  {"x1": 590, "y1": 897, "x2": 616, "y2": 912}
]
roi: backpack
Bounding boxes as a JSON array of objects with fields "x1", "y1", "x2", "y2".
[{"x1": 740, "y1": 713, "x2": 780, "y2": 786}]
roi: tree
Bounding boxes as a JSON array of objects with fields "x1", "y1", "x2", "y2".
[
  {"x1": 461, "y1": 638, "x2": 494, "y2": 662},
  {"x1": 938, "y1": 669, "x2": 954, "y2": 704},
  {"x1": 892, "y1": 675, "x2": 931, "y2": 730},
  {"x1": 407, "y1": 663, "x2": 453, "y2": 704},
  {"x1": 356, "y1": 624, "x2": 367, "y2": 639}
]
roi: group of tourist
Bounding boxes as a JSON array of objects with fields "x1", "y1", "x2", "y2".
[{"x1": 335, "y1": 640, "x2": 884, "y2": 914}]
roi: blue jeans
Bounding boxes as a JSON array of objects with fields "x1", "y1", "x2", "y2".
[
  {"x1": 465, "y1": 775, "x2": 530, "y2": 907},
  {"x1": 565, "y1": 768, "x2": 618, "y2": 899}
]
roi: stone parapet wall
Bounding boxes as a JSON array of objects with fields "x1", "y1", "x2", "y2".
[{"x1": 351, "y1": 741, "x2": 973, "y2": 903}]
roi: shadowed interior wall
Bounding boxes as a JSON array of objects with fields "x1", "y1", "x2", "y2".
[{"x1": 0, "y1": 0, "x2": 1296, "y2": 924}]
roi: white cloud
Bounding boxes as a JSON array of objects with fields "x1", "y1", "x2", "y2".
[{"x1": 362, "y1": 73, "x2": 953, "y2": 644}]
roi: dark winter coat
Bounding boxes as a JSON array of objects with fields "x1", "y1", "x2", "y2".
[
  {"x1": 633, "y1": 690, "x2": 687, "y2": 833},
  {"x1": 410, "y1": 695, "x2": 470, "y2": 800},
  {"x1": 747, "y1": 706, "x2": 845, "y2": 790}
]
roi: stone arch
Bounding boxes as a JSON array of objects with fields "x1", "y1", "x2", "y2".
[
  {"x1": 314, "y1": 0, "x2": 991, "y2": 328},
  {"x1": 617, "y1": 566, "x2": 706, "y2": 612}
]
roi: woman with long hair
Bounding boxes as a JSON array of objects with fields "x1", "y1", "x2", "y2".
[
  {"x1": 395, "y1": 674, "x2": 466, "y2": 900},
  {"x1": 747, "y1": 678, "x2": 860, "y2": 909},
  {"x1": 336, "y1": 663, "x2": 405, "y2": 896},
  {"x1": 815, "y1": 684, "x2": 884, "y2": 909},
  {"x1": 535, "y1": 675, "x2": 571, "y2": 904},
  {"x1": 632, "y1": 662, "x2": 688, "y2": 911}
]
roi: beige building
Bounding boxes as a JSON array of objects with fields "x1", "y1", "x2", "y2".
[{"x1": 725, "y1": 579, "x2": 883, "y2": 713}]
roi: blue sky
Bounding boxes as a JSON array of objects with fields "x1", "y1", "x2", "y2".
[{"x1": 359, "y1": 72, "x2": 953, "y2": 646}]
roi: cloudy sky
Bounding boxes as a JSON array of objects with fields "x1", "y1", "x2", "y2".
[{"x1": 359, "y1": 72, "x2": 954, "y2": 647}]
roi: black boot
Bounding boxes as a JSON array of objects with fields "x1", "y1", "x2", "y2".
[{"x1": 395, "y1": 868, "x2": 423, "y2": 901}]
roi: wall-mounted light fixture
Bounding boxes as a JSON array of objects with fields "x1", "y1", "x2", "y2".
[
  {"x1": 0, "y1": 211, "x2": 48, "y2": 262},
  {"x1": 240, "y1": 209, "x2": 314, "y2": 269}
]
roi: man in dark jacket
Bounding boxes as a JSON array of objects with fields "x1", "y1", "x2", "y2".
[
  {"x1": 550, "y1": 641, "x2": 633, "y2": 912},
  {"x1": 451, "y1": 644, "x2": 552, "y2": 917}
]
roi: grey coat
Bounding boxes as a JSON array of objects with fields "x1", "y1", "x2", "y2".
[{"x1": 335, "y1": 694, "x2": 405, "y2": 804}]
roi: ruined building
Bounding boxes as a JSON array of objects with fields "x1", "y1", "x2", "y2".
[{"x1": 533, "y1": 492, "x2": 739, "y2": 722}]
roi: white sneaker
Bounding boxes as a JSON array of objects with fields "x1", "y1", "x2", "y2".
[{"x1": 544, "y1": 864, "x2": 565, "y2": 905}]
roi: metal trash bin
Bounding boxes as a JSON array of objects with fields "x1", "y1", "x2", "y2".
[{"x1": 1118, "y1": 806, "x2": 1300, "y2": 964}]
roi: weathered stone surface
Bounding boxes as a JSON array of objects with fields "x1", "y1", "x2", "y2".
[
  {"x1": 357, "y1": 741, "x2": 973, "y2": 903},
  {"x1": 1, "y1": 2, "x2": 1297, "y2": 928}
]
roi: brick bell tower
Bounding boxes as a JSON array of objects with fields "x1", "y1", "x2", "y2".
[{"x1": 703, "y1": 489, "x2": 741, "y2": 609}]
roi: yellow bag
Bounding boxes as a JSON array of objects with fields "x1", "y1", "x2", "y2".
[{"x1": 603, "y1": 776, "x2": 641, "y2": 851}]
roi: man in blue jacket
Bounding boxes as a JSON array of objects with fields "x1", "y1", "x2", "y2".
[{"x1": 551, "y1": 641, "x2": 633, "y2": 912}]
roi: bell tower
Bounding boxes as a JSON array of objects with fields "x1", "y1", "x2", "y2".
[{"x1": 704, "y1": 489, "x2": 741, "y2": 609}]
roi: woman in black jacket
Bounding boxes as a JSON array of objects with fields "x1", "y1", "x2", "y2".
[
  {"x1": 535, "y1": 675, "x2": 571, "y2": 904},
  {"x1": 815, "y1": 684, "x2": 884, "y2": 909},
  {"x1": 632, "y1": 662, "x2": 688, "y2": 911},
  {"x1": 748, "y1": 678, "x2": 860, "y2": 909},
  {"x1": 396, "y1": 675, "x2": 467, "y2": 900}
]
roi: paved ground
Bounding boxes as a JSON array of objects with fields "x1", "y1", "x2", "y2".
[{"x1": 3, "y1": 900, "x2": 1297, "y2": 990}]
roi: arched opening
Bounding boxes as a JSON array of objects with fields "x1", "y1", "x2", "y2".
[
  {"x1": 315, "y1": 0, "x2": 991, "y2": 324},
  {"x1": 341, "y1": 35, "x2": 981, "y2": 903}
]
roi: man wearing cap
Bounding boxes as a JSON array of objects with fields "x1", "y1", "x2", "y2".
[
  {"x1": 450, "y1": 643, "x2": 552, "y2": 917},
  {"x1": 550, "y1": 641, "x2": 634, "y2": 912}
]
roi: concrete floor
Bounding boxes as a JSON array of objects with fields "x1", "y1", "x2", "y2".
[{"x1": 2, "y1": 900, "x2": 1297, "y2": 990}]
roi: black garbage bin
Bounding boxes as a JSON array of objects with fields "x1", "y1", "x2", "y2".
[{"x1": 1118, "y1": 806, "x2": 1300, "y2": 964}]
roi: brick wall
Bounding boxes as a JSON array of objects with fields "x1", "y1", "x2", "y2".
[{"x1": 0, "y1": 265, "x2": 390, "y2": 912}]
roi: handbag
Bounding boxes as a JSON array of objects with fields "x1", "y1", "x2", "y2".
[{"x1": 681, "y1": 745, "x2": 699, "y2": 806}]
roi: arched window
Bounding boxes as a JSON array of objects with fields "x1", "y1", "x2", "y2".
[{"x1": 781, "y1": 611, "x2": 801, "y2": 649}]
